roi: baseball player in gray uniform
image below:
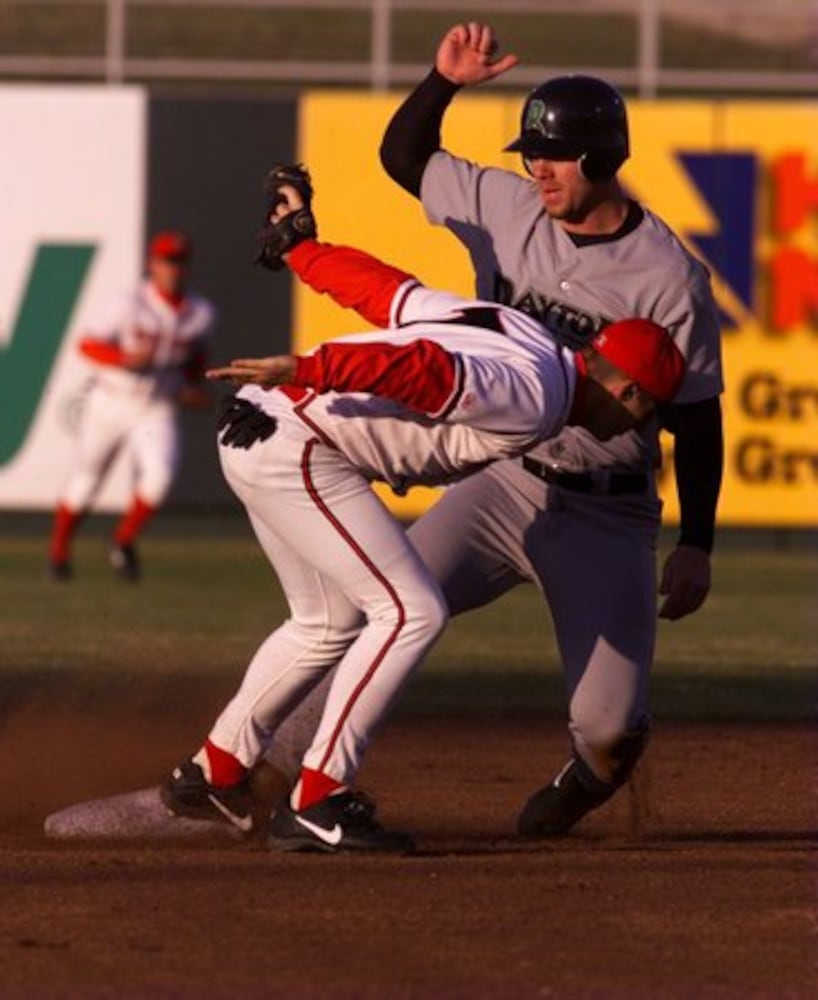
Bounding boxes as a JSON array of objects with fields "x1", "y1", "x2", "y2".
[
  {"x1": 251, "y1": 24, "x2": 725, "y2": 840},
  {"x1": 387, "y1": 23, "x2": 724, "y2": 835},
  {"x1": 159, "y1": 176, "x2": 685, "y2": 852}
]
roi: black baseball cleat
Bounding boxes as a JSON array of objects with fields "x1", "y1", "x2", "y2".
[
  {"x1": 160, "y1": 759, "x2": 256, "y2": 836},
  {"x1": 47, "y1": 558, "x2": 73, "y2": 582},
  {"x1": 108, "y1": 542, "x2": 141, "y2": 581},
  {"x1": 268, "y1": 791, "x2": 415, "y2": 854},
  {"x1": 517, "y1": 758, "x2": 617, "y2": 838}
]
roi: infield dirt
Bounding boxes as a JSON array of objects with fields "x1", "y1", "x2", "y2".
[{"x1": 0, "y1": 678, "x2": 815, "y2": 999}]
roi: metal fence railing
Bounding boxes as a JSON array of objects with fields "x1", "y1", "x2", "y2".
[{"x1": 0, "y1": 0, "x2": 816, "y2": 96}]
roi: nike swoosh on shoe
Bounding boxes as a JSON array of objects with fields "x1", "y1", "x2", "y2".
[
  {"x1": 294, "y1": 814, "x2": 343, "y2": 846},
  {"x1": 207, "y1": 794, "x2": 253, "y2": 832}
]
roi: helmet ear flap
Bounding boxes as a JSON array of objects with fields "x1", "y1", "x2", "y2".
[{"x1": 578, "y1": 151, "x2": 624, "y2": 183}]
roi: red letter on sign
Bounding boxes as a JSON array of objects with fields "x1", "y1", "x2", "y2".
[
  {"x1": 772, "y1": 153, "x2": 818, "y2": 235},
  {"x1": 769, "y1": 247, "x2": 818, "y2": 330}
]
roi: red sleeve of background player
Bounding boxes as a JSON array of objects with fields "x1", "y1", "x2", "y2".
[
  {"x1": 78, "y1": 337, "x2": 127, "y2": 367},
  {"x1": 293, "y1": 339, "x2": 463, "y2": 418},
  {"x1": 183, "y1": 344, "x2": 208, "y2": 382},
  {"x1": 287, "y1": 241, "x2": 420, "y2": 328}
]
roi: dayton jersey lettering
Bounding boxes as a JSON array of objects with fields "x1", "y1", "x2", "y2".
[{"x1": 492, "y1": 273, "x2": 608, "y2": 349}]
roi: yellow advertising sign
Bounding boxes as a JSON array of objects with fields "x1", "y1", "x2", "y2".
[{"x1": 297, "y1": 93, "x2": 818, "y2": 526}]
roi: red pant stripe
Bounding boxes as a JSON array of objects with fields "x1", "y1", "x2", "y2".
[{"x1": 300, "y1": 438, "x2": 406, "y2": 775}]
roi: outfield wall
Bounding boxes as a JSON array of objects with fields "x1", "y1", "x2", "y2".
[
  {"x1": 1, "y1": 87, "x2": 816, "y2": 525},
  {"x1": 0, "y1": 88, "x2": 296, "y2": 512}
]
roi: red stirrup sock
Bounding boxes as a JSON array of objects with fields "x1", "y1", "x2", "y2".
[
  {"x1": 193, "y1": 740, "x2": 248, "y2": 788},
  {"x1": 114, "y1": 496, "x2": 156, "y2": 545},
  {"x1": 49, "y1": 503, "x2": 82, "y2": 562},
  {"x1": 292, "y1": 767, "x2": 346, "y2": 811}
]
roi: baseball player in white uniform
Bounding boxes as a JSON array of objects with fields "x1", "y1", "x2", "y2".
[
  {"x1": 245, "y1": 24, "x2": 725, "y2": 841},
  {"x1": 47, "y1": 231, "x2": 216, "y2": 582},
  {"x1": 159, "y1": 177, "x2": 685, "y2": 853}
]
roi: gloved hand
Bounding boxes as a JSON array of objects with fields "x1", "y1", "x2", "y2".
[
  {"x1": 254, "y1": 163, "x2": 317, "y2": 271},
  {"x1": 217, "y1": 395, "x2": 277, "y2": 449}
]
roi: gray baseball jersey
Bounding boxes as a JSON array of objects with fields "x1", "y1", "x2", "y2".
[{"x1": 421, "y1": 151, "x2": 724, "y2": 502}]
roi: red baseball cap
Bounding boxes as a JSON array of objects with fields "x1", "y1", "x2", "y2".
[
  {"x1": 591, "y1": 318, "x2": 686, "y2": 402},
  {"x1": 148, "y1": 230, "x2": 192, "y2": 262}
]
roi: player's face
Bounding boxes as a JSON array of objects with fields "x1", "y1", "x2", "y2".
[
  {"x1": 148, "y1": 256, "x2": 189, "y2": 297},
  {"x1": 525, "y1": 157, "x2": 604, "y2": 228},
  {"x1": 614, "y1": 382, "x2": 656, "y2": 427},
  {"x1": 574, "y1": 376, "x2": 656, "y2": 440}
]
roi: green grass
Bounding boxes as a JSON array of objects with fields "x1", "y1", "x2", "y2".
[{"x1": 2, "y1": 514, "x2": 816, "y2": 721}]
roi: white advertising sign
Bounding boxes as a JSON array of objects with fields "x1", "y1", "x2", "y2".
[{"x1": 0, "y1": 85, "x2": 146, "y2": 510}]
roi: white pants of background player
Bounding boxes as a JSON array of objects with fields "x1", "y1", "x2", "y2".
[
  {"x1": 207, "y1": 415, "x2": 447, "y2": 788},
  {"x1": 61, "y1": 385, "x2": 179, "y2": 510}
]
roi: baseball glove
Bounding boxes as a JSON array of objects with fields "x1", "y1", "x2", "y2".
[{"x1": 254, "y1": 163, "x2": 317, "y2": 271}]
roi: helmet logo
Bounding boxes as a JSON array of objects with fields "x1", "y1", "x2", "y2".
[{"x1": 524, "y1": 99, "x2": 547, "y2": 135}]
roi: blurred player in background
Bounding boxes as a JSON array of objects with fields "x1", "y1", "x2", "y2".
[{"x1": 47, "y1": 231, "x2": 216, "y2": 582}]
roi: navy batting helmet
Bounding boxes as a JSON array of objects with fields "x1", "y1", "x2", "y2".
[{"x1": 504, "y1": 75, "x2": 629, "y2": 182}]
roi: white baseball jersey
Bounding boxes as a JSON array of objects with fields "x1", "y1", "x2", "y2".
[
  {"x1": 241, "y1": 246, "x2": 576, "y2": 493},
  {"x1": 208, "y1": 243, "x2": 577, "y2": 796},
  {"x1": 82, "y1": 279, "x2": 215, "y2": 399},
  {"x1": 421, "y1": 151, "x2": 724, "y2": 478},
  {"x1": 61, "y1": 279, "x2": 216, "y2": 512}
]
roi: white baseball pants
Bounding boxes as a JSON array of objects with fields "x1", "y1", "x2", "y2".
[
  {"x1": 208, "y1": 415, "x2": 448, "y2": 788},
  {"x1": 61, "y1": 384, "x2": 180, "y2": 510}
]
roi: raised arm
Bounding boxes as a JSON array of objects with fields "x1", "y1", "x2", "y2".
[
  {"x1": 287, "y1": 241, "x2": 418, "y2": 330},
  {"x1": 255, "y1": 167, "x2": 420, "y2": 327},
  {"x1": 380, "y1": 23, "x2": 518, "y2": 196}
]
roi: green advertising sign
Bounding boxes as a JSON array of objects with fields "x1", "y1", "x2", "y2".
[{"x1": 0, "y1": 244, "x2": 96, "y2": 465}]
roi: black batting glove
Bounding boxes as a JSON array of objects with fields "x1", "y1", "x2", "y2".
[{"x1": 217, "y1": 396, "x2": 277, "y2": 449}]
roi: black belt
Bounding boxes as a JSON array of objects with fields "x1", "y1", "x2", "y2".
[{"x1": 521, "y1": 456, "x2": 649, "y2": 495}]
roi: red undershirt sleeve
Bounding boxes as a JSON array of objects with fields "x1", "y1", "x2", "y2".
[
  {"x1": 78, "y1": 337, "x2": 127, "y2": 367},
  {"x1": 293, "y1": 338, "x2": 462, "y2": 417},
  {"x1": 183, "y1": 345, "x2": 208, "y2": 382},
  {"x1": 287, "y1": 241, "x2": 419, "y2": 328}
]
